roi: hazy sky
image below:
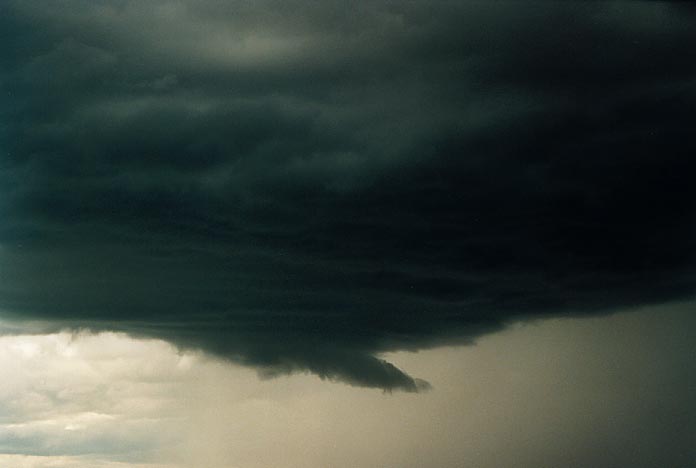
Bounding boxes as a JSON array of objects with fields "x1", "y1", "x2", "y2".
[
  {"x1": 1, "y1": 0, "x2": 694, "y2": 466},
  {"x1": 1, "y1": 302, "x2": 694, "y2": 468}
]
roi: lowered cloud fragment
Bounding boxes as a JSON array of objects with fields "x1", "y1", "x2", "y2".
[{"x1": 0, "y1": 0, "x2": 695, "y2": 390}]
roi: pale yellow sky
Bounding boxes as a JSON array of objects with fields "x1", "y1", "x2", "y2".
[{"x1": 1, "y1": 301, "x2": 693, "y2": 468}]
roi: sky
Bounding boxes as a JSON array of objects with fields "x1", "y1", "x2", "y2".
[
  {"x1": 1, "y1": 303, "x2": 694, "y2": 468},
  {"x1": 0, "y1": 0, "x2": 695, "y2": 466}
]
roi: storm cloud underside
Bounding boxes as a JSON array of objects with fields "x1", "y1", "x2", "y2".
[{"x1": 1, "y1": 0, "x2": 695, "y2": 390}]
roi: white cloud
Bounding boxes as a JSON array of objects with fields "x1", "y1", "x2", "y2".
[
  {"x1": 0, "y1": 454, "x2": 172, "y2": 468},
  {"x1": 0, "y1": 331, "x2": 191, "y2": 465}
]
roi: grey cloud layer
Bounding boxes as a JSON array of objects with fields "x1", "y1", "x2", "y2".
[{"x1": 1, "y1": 0, "x2": 695, "y2": 390}]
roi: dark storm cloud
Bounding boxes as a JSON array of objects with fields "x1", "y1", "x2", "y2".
[{"x1": 1, "y1": 0, "x2": 694, "y2": 391}]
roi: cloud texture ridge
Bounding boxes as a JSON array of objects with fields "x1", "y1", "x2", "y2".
[{"x1": 1, "y1": 0, "x2": 695, "y2": 390}]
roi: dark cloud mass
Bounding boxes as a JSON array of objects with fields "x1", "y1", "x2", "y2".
[{"x1": 0, "y1": 0, "x2": 694, "y2": 390}]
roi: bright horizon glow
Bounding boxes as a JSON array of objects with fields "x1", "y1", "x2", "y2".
[{"x1": 1, "y1": 302, "x2": 693, "y2": 468}]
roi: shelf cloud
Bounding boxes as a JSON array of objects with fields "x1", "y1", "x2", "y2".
[{"x1": 1, "y1": 0, "x2": 694, "y2": 390}]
